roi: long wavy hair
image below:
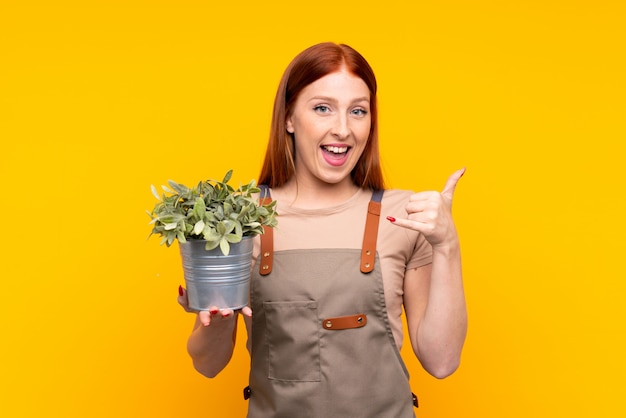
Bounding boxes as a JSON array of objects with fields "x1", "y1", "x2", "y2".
[{"x1": 258, "y1": 42, "x2": 384, "y2": 190}]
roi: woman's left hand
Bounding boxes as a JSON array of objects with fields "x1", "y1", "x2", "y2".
[{"x1": 389, "y1": 168, "x2": 465, "y2": 248}]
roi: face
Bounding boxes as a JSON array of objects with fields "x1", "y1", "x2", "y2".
[{"x1": 286, "y1": 67, "x2": 371, "y2": 188}]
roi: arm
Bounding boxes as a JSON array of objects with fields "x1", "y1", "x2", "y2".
[
  {"x1": 403, "y1": 244, "x2": 466, "y2": 378},
  {"x1": 390, "y1": 168, "x2": 468, "y2": 378},
  {"x1": 178, "y1": 288, "x2": 251, "y2": 378}
]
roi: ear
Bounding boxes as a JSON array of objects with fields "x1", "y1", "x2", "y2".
[{"x1": 286, "y1": 117, "x2": 294, "y2": 134}]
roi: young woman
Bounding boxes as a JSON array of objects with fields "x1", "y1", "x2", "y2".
[{"x1": 178, "y1": 42, "x2": 467, "y2": 417}]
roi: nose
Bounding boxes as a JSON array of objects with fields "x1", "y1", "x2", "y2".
[{"x1": 330, "y1": 114, "x2": 350, "y2": 139}]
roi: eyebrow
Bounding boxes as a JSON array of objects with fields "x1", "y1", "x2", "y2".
[{"x1": 308, "y1": 95, "x2": 370, "y2": 104}]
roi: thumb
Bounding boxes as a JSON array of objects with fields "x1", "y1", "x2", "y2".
[{"x1": 441, "y1": 167, "x2": 466, "y2": 200}]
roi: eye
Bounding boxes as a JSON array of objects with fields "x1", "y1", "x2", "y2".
[
  {"x1": 313, "y1": 105, "x2": 331, "y2": 114},
  {"x1": 351, "y1": 108, "x2": 368, "y2": 116}
]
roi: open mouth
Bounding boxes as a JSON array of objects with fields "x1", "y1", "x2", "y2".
[
  {"x1": 321, "y1": 145, "x2": 350, "y2": 155},
  {"x1": 320, "y1": 144, "x2": 351, "y2": 166}
]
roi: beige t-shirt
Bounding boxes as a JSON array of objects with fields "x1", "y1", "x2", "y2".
[{"x1": 252, "y1": 187, "x2": 433, "y2": 350}]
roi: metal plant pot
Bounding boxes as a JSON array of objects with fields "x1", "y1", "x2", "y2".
[{"x1": 179, "y1": 236, "x2": 253, "y2": 311}]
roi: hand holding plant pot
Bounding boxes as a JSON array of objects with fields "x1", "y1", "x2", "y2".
[{"x1": 148, "y1": 170, "x2": 277, "y2": 310}]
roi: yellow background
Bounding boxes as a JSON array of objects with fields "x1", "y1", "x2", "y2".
[{"x1": 1, "y1": 1, "x2": 624, "y2": 416}]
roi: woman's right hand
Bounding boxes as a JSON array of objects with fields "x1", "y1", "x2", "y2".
[{"x1": 177, "y1": 285, "x2": 252, "y2": 327}]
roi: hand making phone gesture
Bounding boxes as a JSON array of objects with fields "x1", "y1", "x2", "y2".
[{"x1": 388, "y1": 168, "x2": 465, "y2": 248}]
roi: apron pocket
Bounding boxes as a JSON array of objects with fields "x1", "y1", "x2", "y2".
[{"x1": 264, "y1": 300, "x2": 321, "y2": 382}]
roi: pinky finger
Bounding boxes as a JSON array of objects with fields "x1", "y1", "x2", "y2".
[
  {"x1": 387, "y1": 216, "x2": 429, "y2": 234},
  {"x1": 177, "y1": 286, "x2": 194, "y2": 313}
]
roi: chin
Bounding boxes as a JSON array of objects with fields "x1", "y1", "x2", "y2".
[{"x1": 318, "y1": 171, "x2": 353, "y2": 186}]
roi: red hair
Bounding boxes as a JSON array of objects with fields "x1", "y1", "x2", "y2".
[{"x1": 258, "y1": 42, "x2": 385, "y2": 190}]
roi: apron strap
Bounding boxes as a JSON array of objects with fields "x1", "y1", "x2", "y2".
[
  {"x1": 258, "y1": 187, "x2": 384, "y2": 275},
  {"x1": 258, "y1": 185, "x2": 274, "y2": 276},
  {"x1": 360, "y1": 189, "x2": 383, "y2": 273}
]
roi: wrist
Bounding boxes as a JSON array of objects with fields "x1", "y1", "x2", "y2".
[{"x1": 431, "y1": 238, "x2": 460, "y2": 256}]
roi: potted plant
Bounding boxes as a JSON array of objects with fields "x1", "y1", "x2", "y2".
[{"x1": 147, "y1": 169, "x2": 277, "y2": 310}]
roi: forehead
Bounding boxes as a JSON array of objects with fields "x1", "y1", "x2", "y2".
[{"x1": 299, "y1": 69, "x2": 370, "y2": 101}]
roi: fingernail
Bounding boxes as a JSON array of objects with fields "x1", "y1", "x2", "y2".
[
  {"x1": 223, "y1": 312, "x2": 231, "y2": 318},
  {"x1": 209, "y1": 308, "x2": 219, "y2": 315},
  {"x1": 386, "y1": 216, "x2": 396, "y2": 223},
  {"x1": 178, "y1": 285, "x2": 184, "y2": 296}
]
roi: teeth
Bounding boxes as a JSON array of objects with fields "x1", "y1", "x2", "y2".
[{"x1": 323, "y1": 145, "x2": 348, "y2": 154}]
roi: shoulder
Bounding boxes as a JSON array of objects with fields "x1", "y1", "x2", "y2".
[
  {"x1": 378, "y1": 188, "x2": 431, "y2": 256},
  {"x1": 378, "y1": 189, "x2": 433, "y2": 271},
  {"x1": 380, "y1": 188, "x2": 414, "y2": 209}
]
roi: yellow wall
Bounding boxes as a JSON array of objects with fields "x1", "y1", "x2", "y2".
[{"x1": 1, "y1": 1, "x2": 624, "y2": 416}]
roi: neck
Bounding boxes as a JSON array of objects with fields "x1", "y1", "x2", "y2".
[{"x1": 275, "y1": 176, "x2": 361, "y2": 209}]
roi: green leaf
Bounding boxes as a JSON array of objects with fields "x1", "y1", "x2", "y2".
[
  {"x1": 222, "y1": 219, "x2": 236, "y2": 234},
  {"x1": 219, "y1": 237, "x2": 230, "y2": 256},
  {"x1": 245, "y1": 226, "x2": 264, "y2": 236},
  {"x1": 204, "y1": 211, "x2": 217, "y2": 223},
  {"x1": 202, "y1": 228, "x2": 220, "y2": 241},
  {"x1": 151, "y1": 185, "x2": 161, "y2": 201},
  {"x1": 223, "y1": 202, "x2": 233, "y2": 217},
  {"x1": 167, "y1": 180, "x2": 184, "y2": 194},
  {"x1": 225, "y1": 233, "x2": 242, "y2": 244},
  {"x1": 237, "y1": 204, "x2": 251, "y2": 218},
  {"x1": 166, "y1": 232, "x2": 176, "y2": 246},
  {"x1": 163, "y1": 222, "x2": 178, "y2": 231},
  {"x1": 215, "y1": 205, "x2": 224, "y2": 220},
  {"x1": 157, "y1": 215, "x2": 175, "y2": 224},
  {"x1": 204, "y1": 239, "x2": 220, "y2": 251},
  {"x1": 193, "y1": 197, "x2": 206, "y2": 219},
  {"x1": 193, "y1": 220, "x2": 205, "y2": 235}
]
